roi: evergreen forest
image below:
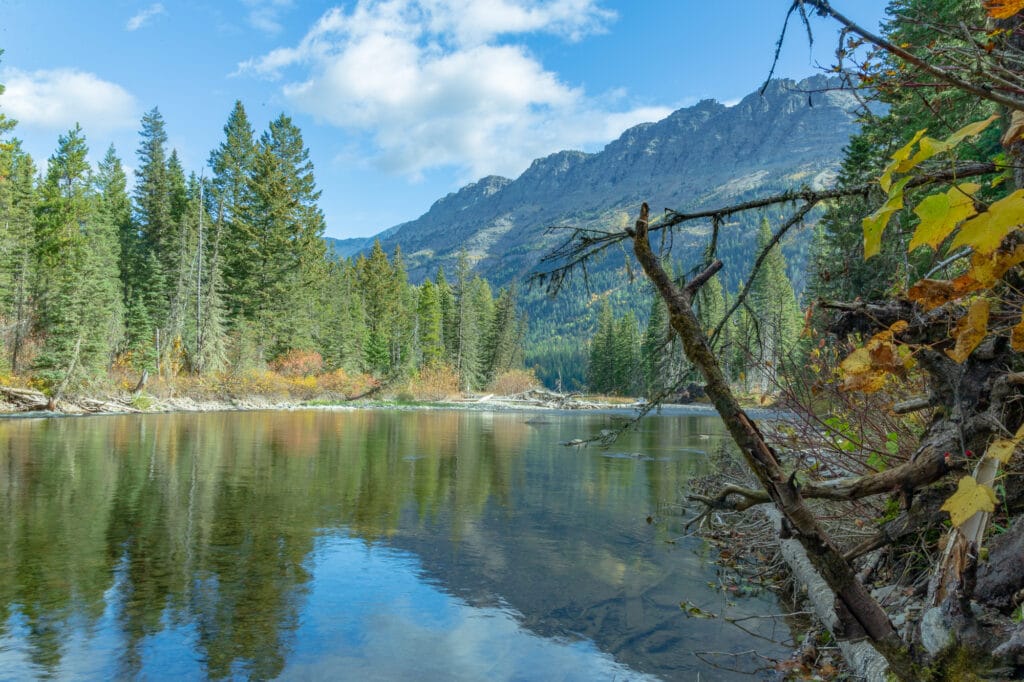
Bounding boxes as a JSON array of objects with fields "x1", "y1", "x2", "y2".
[{"x1": 0, "y1": 96, "x2": 528, "y2": 402}]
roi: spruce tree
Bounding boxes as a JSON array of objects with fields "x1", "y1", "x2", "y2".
[
  {"x1": 245, "y1": 114, "x2": 327, "y2": 358},
  {"x1": 588, "y1": 299, "x2": 615, "y2": 394},
  {"x1": 129, "y1": 108, "x2": 175, "y2": 368},
  {"x1": 358, "y1": 241, "x2": 395, "y2": 375},
  {"x1": 208, "y1": 100, "x2": 258, "y2": 323},
  {"x1": 416, "y1": 279, "x2": 444, "y2": 367},
  {"x1": 33, "y1": 126, "x2": 120, "y2": 394},
  {"x1": 452, "y1": 251, "x2": 482, "y2": 390},
  {"x1": 435, "y1": 265, "x2": 456, "y2": 364},
  {"x1": 749, "y1": 218, "x2": 802, "y2": 392},
  {"x1": 389, "y1": 246, "x2": 416, "y2": 376},
  {"x1": 612, "y1": 312, "x2": 641, "y2": 396},
  {"x1": 0, "y1": 140, "x2": 37, "y2": 372},
  {"x1": 482, "y1": 285, "x2": 523, "y2": 383}
]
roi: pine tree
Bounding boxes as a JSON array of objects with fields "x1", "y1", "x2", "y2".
[
  {"x1": 208, "y1": 100, "x2": 258, "y2": 324},
  {"x1": 749, "y1": 218, "x2": 802, "y2": 392},
  {"x1": 452, "y1": 251, "x2": 482, "y2": 390},
  {"x1": 435, "y1": 265, "x2": 456, "y2": 364},
  {"x1": 481, "y1": 285, "x2": 523, "y2": 383},
  {"x1": 245, "y1": 113, "x2": 327, "y2": 359},
  {"x1": 588, "y1": 299, "x2": 615, "y2": 393},
  {"x1": 612, "y1": 312, "x2": 642, "y2": 396},
  {"x1": 33, "y1": 126, "x2": 120, "y2": 395},
  {"x1": 0, "y1": 140, "x2": 37, "y2": 372},
  {"x1": 416, "y1": 279, "x2": 444, "y2": 367},
  {"x1": 129, "y1": 108, "x2": 175, "y2": 368},
  {"x1": 389, "y1": 246, "x2": 416, "y2": 376},
  {"x1": 358, "y1": 241, "x2": 395, "y2": 375}
]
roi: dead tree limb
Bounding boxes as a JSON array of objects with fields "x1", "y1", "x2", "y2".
[
  {"x1": 630, "y1": 202, "x2": 919, "y2": 679},
  {"x1": 792, "y1": 0, "x2": 1024, "y2": 112},
  {"x1": 533, "y1": 161, "x2": 997, "y2": 295}
]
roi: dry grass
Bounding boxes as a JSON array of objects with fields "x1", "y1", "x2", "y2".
[
  {"x1": 395, "y1": 363, "x2": 461, "y2": 401},
  {"x1": 486, "y1": 369, "x2": 540, "y2": 396}
]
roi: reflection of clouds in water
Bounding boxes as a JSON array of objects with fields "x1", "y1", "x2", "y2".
[{"x1": 282, "y1": 535, "x2": 656, "y2": 681}]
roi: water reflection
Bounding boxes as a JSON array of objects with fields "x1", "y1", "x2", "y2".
[{"x1": 0, "y1": 409, "x2": 787, "y2": 680}]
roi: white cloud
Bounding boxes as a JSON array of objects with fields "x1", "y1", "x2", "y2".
[
  {"x1": 0, "y1": 68, "x2": 138, "y2": 136},
  {"x1": 244, "y1": 0, "x2": 295, "y2": 35},
  {"x1": 126, "y1": 3, "x2": 166, "y2": 31},
  {"x1": 238, "y1": 0, "x2": 669, "y2": 179}
]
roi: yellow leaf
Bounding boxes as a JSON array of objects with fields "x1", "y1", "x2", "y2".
[
  {"x1": 896, "y1": 136, "x2": 947, "y2": 173},
  {"x1": 945, "y1": 298, "x2": 990, "y2": 363},
  {"x1": 1002, "y1": 110, "x2": 1024, "y2": 146},
  {"x1": 895, "y1": 117, "x2": 995, "y2": 174},
  {"x1": 950, "y1": 189, "x2": 1024, "y2": 255},
  {"x1": 908, "y1": 184, "x2": 980, "y2": 252},
  {"x1": 842, "y1": 371, "x2": 887, "y2": 393},
  {"x1": 967, "y1": 244, "x2": 1024, "y2": 287},
  {"x1": 880, "y1": 129, "x2": 926, "y2": 193},
  {"x1": 839, "y1": 330, "x2": 912, "y2": 393},
  {"x1": 907, "y1": 276, "x2": 982, "y2": 311},
  {"x1": 1015, "y1": 421, "x2": 1024, "y2": 443},
  {"x1": 941, "y1": 476, "x2": 997, "y2": 528},
  {"x1": 985, "y1": 0, "x2": 1024, "y2": 19},
  {"x1": 1012, "y1": 313, "x2": 1024, "y2": 352},
  {"x1": 839, "y1": 346, "x2": 888, "y2": 393},
  {"x1": 889, "y1": 320, "x2": 909, "y2": 334},
  {"x1": 863, "y1": 176, "x2": 911, "y2": 259},
  {"x1": 987, "y1": 438, "x2": 1017, "y2": 464},
  {"x1": 840, "y1": 346, "x2": 872, "y2": 375},
  {"x1": 943, "y1": 114, "x2": 998, "y2": 147}
]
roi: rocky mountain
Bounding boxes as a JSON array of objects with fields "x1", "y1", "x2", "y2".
[
  {"x1": 363, "y1": 75, "x2": 862, "y2": 287},
  {"x1": 325, "y1": 236, "x2": 370, "y2": 259},
  {"x1": 333, "y1": 75, "x2": 864, "y2": 388}
]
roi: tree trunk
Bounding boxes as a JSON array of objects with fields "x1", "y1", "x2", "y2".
[{"x1": 629, "y1": 203, "x2": 919, "y2": 679}]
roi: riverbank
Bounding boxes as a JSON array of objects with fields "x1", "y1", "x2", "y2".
[{"x1": 0, "y1": 384, "x2": 650, "y2": 417}]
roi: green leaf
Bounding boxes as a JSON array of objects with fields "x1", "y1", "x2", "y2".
[
  {"x1": 867, "y1": 451, "x2": 889, "y2": 471},
  {"x1": 909, "y1": 183, "x2": 980, "y2": 252}
]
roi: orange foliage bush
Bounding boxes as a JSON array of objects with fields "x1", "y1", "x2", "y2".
[
  {"x1": 269, "y1": 349, "x2": 324, "y2": 377},
  {"x1": 486, "y1": 369, "x2": 539, "y2": 396},
  {"x1": 401, "y1": 363, "x2": 460, "y2": 401},
  {"x1": 318, "y1": 369, "x2": 378, "y2": 399}
]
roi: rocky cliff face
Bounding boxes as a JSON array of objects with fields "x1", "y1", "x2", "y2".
[{"x1": 365, "y1": 75, "x2": 861, "y2": 285}]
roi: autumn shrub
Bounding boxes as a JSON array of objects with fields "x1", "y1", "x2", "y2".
[
  {"x1": 318, "y1": 368, "x2": 378, "y2": 399},
  {"x1": 401, "y1": 363, "x2": 460, "y2": 401},
  {"x1": 269, "y1": 349, "x2": 324, "y2": 377},
  {"x1": 486, "y1": 369, "x2": 539, "y2": 396}
]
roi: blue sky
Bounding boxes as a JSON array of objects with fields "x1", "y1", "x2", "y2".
[{"x1": 0, "y1": 1, "x2": 890, "y2": 239}]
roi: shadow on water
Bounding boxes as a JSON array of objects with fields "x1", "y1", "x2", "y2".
[{"x1": 0, "y1": 409, "x2": 791, "y2": 680}]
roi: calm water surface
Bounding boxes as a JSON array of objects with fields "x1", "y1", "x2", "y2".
[{"x1": 0, "y1": 408, "x2": 790, "y2": 680}]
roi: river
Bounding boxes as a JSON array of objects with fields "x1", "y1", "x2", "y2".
[{"x1": 0, "y1": 408, "x2": 791, "y2": 680}]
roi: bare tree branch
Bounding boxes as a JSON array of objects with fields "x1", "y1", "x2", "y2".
[{"x1": 793, "y1": 0, "x2": 1024, "y2": 111}]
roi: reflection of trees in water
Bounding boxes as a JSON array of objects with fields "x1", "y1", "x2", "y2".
[{"x1": 0, "y1": 410, "x2": 709, "y2": 678}]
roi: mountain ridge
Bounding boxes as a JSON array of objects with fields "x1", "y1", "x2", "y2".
[{"x1": 348, "y1": 74, "x2": 860, "y2": 287}]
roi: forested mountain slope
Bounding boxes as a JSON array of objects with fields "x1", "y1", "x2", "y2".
[{"x1": 349, "y1": 75, "x2": 863, "y2": 387}]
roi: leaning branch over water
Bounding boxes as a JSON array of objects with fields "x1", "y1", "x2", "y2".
[{"x1": 532, "y1": 161, "x2": 998, "y2": 297}]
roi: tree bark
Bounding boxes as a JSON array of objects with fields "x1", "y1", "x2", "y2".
[{"x1": 630, "y1": 203, "x2": 919, "y2": 679}]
